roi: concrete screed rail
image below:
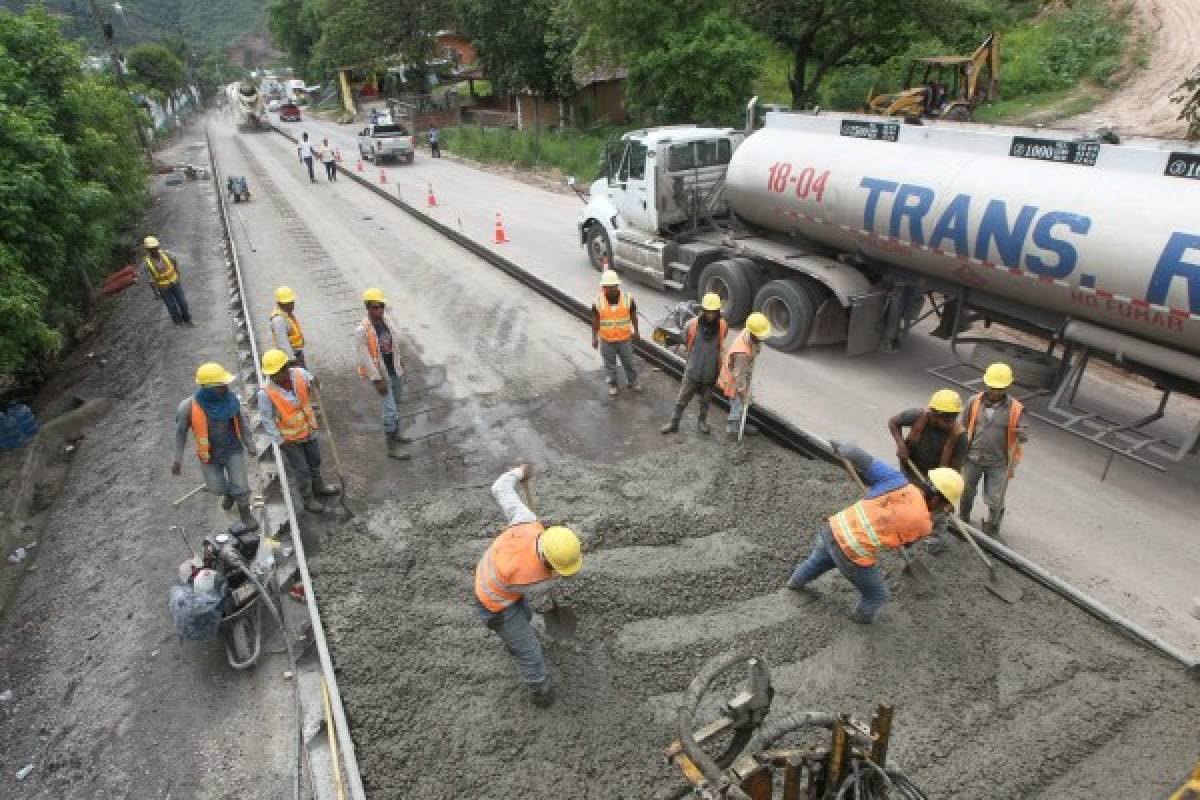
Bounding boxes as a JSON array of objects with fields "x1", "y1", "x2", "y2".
[{"x1": 207, "y1": 125, "x2": 367, "y2": 800}]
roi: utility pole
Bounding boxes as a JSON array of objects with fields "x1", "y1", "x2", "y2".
[{"x1": 86, "y1": 0, "x2": 153, "y2": 161}]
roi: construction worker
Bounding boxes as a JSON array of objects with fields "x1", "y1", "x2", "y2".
[
  {"x1": 257, "y1": 349, "x2": 341, "y2": 514},
  {"x1": 142, "y1": 235, "x2": 194, "y2": 326},
  {"x1": 787, "y1": 440, "x2": 963, "y2": 623},
  {"x1": 270, "y1": 286, "x2": 306, "y2": 368},
  {"x1": 591, "y1": 270, "x2": 641, "y2": 397},
  {"x1": 355, "y1": 288, "x2": 409, "y2": 460},
  {"x1": 717, "y1": 312, "x2": 771, "y2": 441},
  {"x1": 887, "y1": 388, "x2": 967, "y2": 554},
  {"x1": 475, "y1": 463, "x2": 582, "y2": 708},
  {"x1": 172, "y1": 363, "x2": 258, "y2": 531},
  {"x1": 960, "y1": 362, "x2": 1028, "y2": 537},
  {"x1": 297, "y1": 132, "x2": 316, "y2": 183},
  {"x1": 662, "y1": 293, "x2": 727, "y2": 435}
]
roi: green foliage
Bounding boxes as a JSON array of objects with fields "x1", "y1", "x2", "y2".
[
  {"x1": 441, "y1": 125, "x2": 610, "y2": 181},
  {"x1": 125, "y1": 43, "x2": 186, "y2": 98},
  {"x1": 998, "y1": 1, "x2": 1126, "y2": 96},
  {"x1": 0, "y1": 7, "x2": 148, "y2": 379},
  {"x1": 455, "y1": 0, "x2": 575, "y2": 99},
  {"x1": 1172, "y1": 63, "x2": 1200, "y2": 141}
]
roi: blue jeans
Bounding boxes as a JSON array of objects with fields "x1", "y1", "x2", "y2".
[
  {"x1": 201, "y1": 451, "x2": 249, "y2": 502},
  {"x1": 476, "y1": 597, "x2": 546, "y2": 685},
  {"x1": 380, "y1": 373, "x2": 405, "y2": 437},
  {"x1": 788, "y1": 525, "x2": 889, "y2": 621},
  {"x1": 281, "y1": 436, "x2": 322, "y2": 499},
  {"x1": 600, "y1": 339, "x2": 637, "y2": 386},
  {"x1": 960, "y1": 460, "x2": 1009, "y2": 529},
  {"x1": 159, "y1": 282, "x2": 191, "y2": 324}
]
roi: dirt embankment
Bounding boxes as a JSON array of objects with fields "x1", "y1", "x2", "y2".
[{"x1": 311, "y1": 440, "x2": 1199, "y2": 799}]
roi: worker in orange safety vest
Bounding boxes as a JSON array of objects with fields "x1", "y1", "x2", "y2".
[
  {"x1": 355, "y1": 288, "x2": 410, "y2": 460},
  {"x1": 591, "y1": 270, "x2": 641, "y2": 397},
  {"x1": 960, "y1": 362, "x2": 1028, "y2": 538},
  {"x1": 270, "y1": 286, "x2": 306, "y2": 368},
  {"x1": 661, "y1": 292, "x2": 728, "y2": 435},
  {"x1": 787, "y1": 440, "x2": 963, "y2": 623},
  {"x1": 717, "y1": 312, "x2": 771, "y2": 441},
  {"x1": 475, "y1": 463, "x2": 582, "y2": 708}
]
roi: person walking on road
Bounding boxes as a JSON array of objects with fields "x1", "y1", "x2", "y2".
[
  {"x1": 270, "y1": 286, "x2": 306, "y2": 369},
  {"x1": 298, "y1": 132, "x2": 316, "y2": 183},
  {"x1": 787, "y1": 440, "x2": 963, "y2": 623},
  {"x1": 475, "y1": 463, "x2": 582, "y2": 708},
  {"x1": 887, "y1": 389, "x2": 967, "y2": 554},
  {"x1": 591, "y1": 270, "x2": 641, "y2": 397},
  {"x1": 172, "y1": 363, "x2": 259, "y2": 531},
  {"x1": 717, "y1": 312, "x2": 771, "y2": 441},
  {"x1": 320, "y1": 137, "x2": 337, "y2": 181},
  {"x1": 662, "y1": 293, "x2": 727, "y2": 435},
  {"x1": 257, "y1": 349, "x2": 341, "y2": 514},
  {"x1": 428, "y1": 127, "x2": 441, "y2": 158},
  {"x1": 960, "y1": 362, "x2": 1028, "y2": 538},
  {"x1": 355, "y1": 288, "x2": 409, "y2": 460},
  {"x1": 142, "y1": 235, "x2": 194, "y2": 326}
]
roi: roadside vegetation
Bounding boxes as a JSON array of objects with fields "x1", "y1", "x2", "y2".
[
  {"x1": 0, "y1": 8, "x2": 149, "y2": 383},
  {"x1": 440, "y1": 125, "x2": 608, "y2": 182}
]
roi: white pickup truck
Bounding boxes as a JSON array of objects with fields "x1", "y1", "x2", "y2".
[{"x1": 357, "y1": 123, "x2": 415, "y2": 165}]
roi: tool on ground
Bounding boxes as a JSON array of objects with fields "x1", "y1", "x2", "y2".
[
  {"x1": 519, "y1": 474, "x2": 578, "y2": 641},
  {"x1": 170, "y1": 524, "x2": 197, "y2": 559},
  {"x1": 310, "y1": 384, "x2": 357, "y2": 518},
  {"x1": 738, "y1": 388, "x2": 751, "y2": 442},
  {"x1": 172, "y1": 484, "x2": 206, "y2": 506},
  {"x1": 904, "y1": 459, "x2": 1019, "y2": 604},
  {"x1": 839, "y1": 455, "x2": 933, "y2": 594},
  {"x1": 321, "y1": 676, "x2": 348, "y2": 800}
]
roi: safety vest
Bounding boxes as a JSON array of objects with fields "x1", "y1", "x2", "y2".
[
  {"x1": 685, "y1": 317, "x2": 728, "y2": 353},
  {"x1": 717, "y1": 330, "x2": 757, "y2": 399},
  {"x1": 190, "y1": 399, "x2": 242, "y2": 464},
  {"x1": 264, "y1": 369, "x2": 317, "y2": 443},
  {"x1": 358, "y1": 318, "x2": 386, "y2": 380},
  {"x1": 474, "y1": 521, "x2": 555, "y2": 612},
  {"x1": 965, "y1": 394, "x2": 1024, "y2": 474},
  {"x1": 830, "y1": 484, "x2": 933, "y2": 567},
  {"x1": 595, "y1": 291, "x2": 634, "y2": 342},
  {"x1": 144, "y1": 252, "x2": 178, "y2": 287},
  {"x1": 271, "y1": 309, "x2": 305, "y2": 350},
  {"x1": 906, "y1": 411, "x2": 965, "y2": 468}
]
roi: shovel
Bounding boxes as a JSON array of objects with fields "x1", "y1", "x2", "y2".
[
  {"x1": 311, "y1": 383, "x2": 357, "y2": 518},
  {"x1": 520, "y1": 475, "x2": 578, "y2": 641},
  {"x1": 838, "y1": 455, "x2": 933, "y2": 595}
]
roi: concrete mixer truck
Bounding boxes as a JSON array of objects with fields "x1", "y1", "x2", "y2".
[{"x1": 228, "y1": 81, "x2": 265, "y2": 129}]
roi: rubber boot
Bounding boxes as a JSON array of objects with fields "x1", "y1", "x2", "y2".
[
  {"x1": 221, "y1": 494, "x2": 236, "y2": 511},
  {"x1": 696, "y1": 414, "x2": 711, "y2": 435},
  {"x1": 236, "y1": 500, "x2": 260, "y2": 533},
  {"x1": 302, "y1": 492, "x2": 325, "y2": 514},
  {"x1": 386, "y1": 435, "x2": 411, "y2": 461},
  {"x1": 660, "y1": 406, "x2": 683, "y2": 434},
  {"x1": 530, "y1": 677, "x2": 556, "y2": 708},
  {"x1": 311, "y1": 471, "x2": 342, "y2": 497}
]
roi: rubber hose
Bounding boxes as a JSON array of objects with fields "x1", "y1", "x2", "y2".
[{"x1": 675, "y1": 650, "x2": 755, "y2": 800}]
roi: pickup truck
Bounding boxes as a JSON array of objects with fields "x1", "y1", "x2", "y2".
[{"x1": 357, "y1": 123, "x2": 415, "y2": 165}]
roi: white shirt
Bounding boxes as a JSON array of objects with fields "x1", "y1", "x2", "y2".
[{"x1": 298, "y1": 141, "x2": 315, "y2": 159}]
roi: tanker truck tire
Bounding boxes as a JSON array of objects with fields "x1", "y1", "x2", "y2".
[
  {"x1": 586, "y1": 225, "x2": 612, "y2": 272},
  {"x1": 698, "y1": 260, "x2": 755, "y2": 326},
  {"x1": 754, "y1": 279, "x2": 816, "y2": 352}
]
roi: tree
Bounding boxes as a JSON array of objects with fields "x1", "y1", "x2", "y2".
[
  {"x1": 1173, "y1": 63, "x2": 1200, "y2": 140},
  {"x1": 309, "y1": 0, "x2": 452, "y2": 89},
  {"x1": 125, "y1": 43, "x2": 186, "y2": 112},
  {"x1": 267, "y1": 0, "x2": 320, "y2": 78}
]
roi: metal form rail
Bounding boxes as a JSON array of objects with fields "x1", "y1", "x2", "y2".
[
  {"x1": 268, "y1": 127, "x2": 1198, "y2": 678},
  {"x1": 208, "y1": 125, "x2": 367, "y2": 799}
]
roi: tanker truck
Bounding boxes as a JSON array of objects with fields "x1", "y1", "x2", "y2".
[
  {"x1": 228, "y1": 81, "x2": 265, "y2": 129},
  {"x1": 577, "y1": 103, "x2": 1200, "y2": 396}
]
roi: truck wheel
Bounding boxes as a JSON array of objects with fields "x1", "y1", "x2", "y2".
[
  {"x1": 754, "y1": 279, "x2": 816, "y2": 352},
  {"x1": 586, "y1": 225, "x2": 612, "y2": 272},
  {"x1": 698, "y1": 260, "x2": 754, "y2": 326},
  {"x1": 943, "y1": 106, "x2": 971, "y2": 122}
]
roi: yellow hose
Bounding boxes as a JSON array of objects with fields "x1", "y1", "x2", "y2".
[{"x1": 321, "y1": 676, "x2": 347, "y2": 800}]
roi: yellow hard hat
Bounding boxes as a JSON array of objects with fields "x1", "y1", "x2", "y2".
[
  {"x1": 929, "y1": 388, "x2": 963, "y2": 414},
  {"x1": 983, "y1": 362, "x2": 1014, "y2": 389},
  {"x1": 143, "y1": 235, "x2": 160, "y2": 249},
  {"x1": 599, "y1": 270, "x2": 620, "y2": 287},
  {"x1": 362, "y1": 287, "x2": 386, "y2": 304},
  {"x1": 927, "y1": 467, "x2": 964, "y2": 507},
  {"x1": 275, "y1": 286, "x2": 296, "y2": 304},
  {"x1": 701, "y1": 292, "x2": 722, "y2": 312},
  {"x1": 539, "y1": 526, "x2": 582, "y2": 577},
  {"x1": 195, "y1": 362, "x2": 234, "y2": 386},
  {"x1": 261, "y1": 349, "x2": 290, "y2": 376},
  {"x1": 745, "y1": 312, "x2": 771, "y2": 339}
]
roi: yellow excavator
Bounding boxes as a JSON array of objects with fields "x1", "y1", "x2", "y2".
[{"x1": 867, "y1": 33, "x2": 999, "y2": 121}]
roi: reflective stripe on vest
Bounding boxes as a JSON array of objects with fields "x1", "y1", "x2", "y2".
[
  {"x1": 145, "y1": 253, "x2": 178, "y2": 287},
  {"x1": 474, "y1": 521, "x2": 554, "y2": 612},
  {"x1": 271, "y1": 309, "x2": 304, "y2": 349},
  {"x1": 906, "y1": 411, "x2": 965, "y2": 468},
  {"x1": 190, "y1": 399, "x2": 241, "y2": 464},
  {"x1": 717, "y1": 330, "x2": 755, "y2": 398},
  {"x1": 596, "y1": 291, "x2": 633, "y2": 342},
  {"x1": 829, "y1": 484, "x2": 932, "y2": 567},
  {"x1": 265, "y1": 370, "x2": 317, "y2": 443},
  {"x1": 358, "y1": 318, "x2": 385, "y2": 379},
  {"x1": 686, "y1": 317, "x2": 728, "y2": 352},
  {"x1": 965, "y1": 395, "x2": 1025, "y2": 470}
]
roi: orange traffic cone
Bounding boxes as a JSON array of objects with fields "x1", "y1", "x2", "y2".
[
  {"x1": 379, "y1": 169, "x2": 387, "y2": 184},
  {"x1": 335, "y1": 148, "x2": 343, "y2": 163},
  {"x1": 601, "y1": 255, "x2": 610, "y2": 270},
  {"x1": 356, "y1": 159, "x2": 364, "y2": 173},
  {"x1": 494, "y1": 212, "x2": 509, "y2": 244},
  {"x1": 426, "y1": 183, "x2": 438, "y2": 207}
]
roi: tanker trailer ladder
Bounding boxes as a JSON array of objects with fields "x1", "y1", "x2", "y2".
[
  {"x1": 207, "y1": 124, "x2": 367, "y2": 800},
  {"x1": 266, "y1": 123, "x2": 1200, "y2": 680}
]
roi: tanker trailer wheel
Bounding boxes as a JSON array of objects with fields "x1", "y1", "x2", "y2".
[
  {"x1": 698, "y1": 260, "x2": 754, "y2": 326},
  {"x1": 754, "y1": 279, "x2": 816, "y2": 352},
  {"x1": 586, "y1": 225, "x2": 612, "y2": 271}
]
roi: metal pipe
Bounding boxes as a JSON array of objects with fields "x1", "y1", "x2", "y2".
[{"x1": 745, "y1": 96, "x2": 759, "y2": 135}]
